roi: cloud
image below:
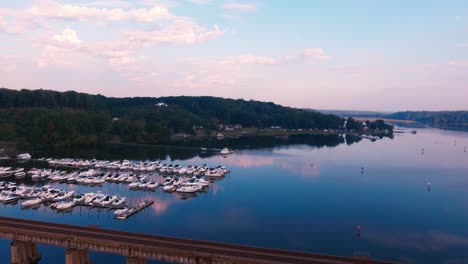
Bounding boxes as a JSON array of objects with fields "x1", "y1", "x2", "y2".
[
  {"x1": 455, "y1": 43, "x2": 468, "y2": 48},
  {"x1": 448, "y1": 60, "x2": 468, "y2": 66},
  {"x1": 52, "y1": 28, "x2": 81, "y2": 45},
  {"x1": 188, "y1": 0, "x2": 212, "y2": 4},
  {"x1": 27, "y1": 0, "x2": 173, "y2": 23},
  {"x1": 224, "y1": 2, "x2": 257, "y2": 11},
  {"x1": 186, "y1": 48, "x2": 329, "y2": 67},
  {"x1": 121, "y1": 19, "x2": 224, "y2": 46}
]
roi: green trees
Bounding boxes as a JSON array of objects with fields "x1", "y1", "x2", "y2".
[{"x1": 0, "y1": 88, "x2": 350, "y2": 148}]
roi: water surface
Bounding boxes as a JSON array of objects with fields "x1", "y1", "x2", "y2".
[{"x1": 1, "y1": 128, "x2": 467, "y2": 264}]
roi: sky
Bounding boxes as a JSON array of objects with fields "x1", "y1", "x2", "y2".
[{"x1": 0, "y1": 0, "x2": 467, "y2": 111}]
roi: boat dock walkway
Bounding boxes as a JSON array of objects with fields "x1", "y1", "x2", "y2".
[{"x1": 116, "y1": 200, "x2": 154, "y2": 220}]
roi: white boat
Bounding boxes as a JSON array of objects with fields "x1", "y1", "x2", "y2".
[
  {"x1": 53, "y1": 191, "x2": 75, "y2": 202},
  {"x1": 21, "y1": 197, "x2": 43, "y2": 208},
  {"x1": 100, "y1": 196, "x2": 117, "y2": 206},
  {"x1": 14, "y1": 172, "x2": 26, "y2": 179},
  {"x1": 204, "y1": 169, "x2": 224, "y2": 178},
  {"x1": 111, "y1": 197, "x2": 126, "y2": 208},
  {"x1": 114, "y1": 207, "x2": 130, "y2": 219},
  {"x1": 138, "y1": 181, "x2": 147, "y2": 189},
  {"x1": 92, "y1": 193, "x2": 106, "y2": 205},
  {"x1": 0, "y1": 191, "x2": 19, "y2": 203},
  {"x1": 220, "y1": 148, "x2": 230, "y2": 155},
  {"x1": 91, "y1": 178, "x2": 105, "y2": 185},
  {"x1": 126, "y1": 175, "x2": 135, "y2": 183},
  {"x1": 176, "y1": 183, "x2": 203, "y2": 193},
  {"x1": 84, "y1": 193, "x2": 98, "y2": 204},
  {"x1": 55, "y1": 201, "x2": 74, "y2": 211},
  {"x1": 73, "y1": 194, "x2": 86, "y2": 204},
  {"x1": 17, "y1": 153, "x2": 32, "y2": 160},
  {"x1": 128, "y1": 181, "x2": 140, "y2": 189},
  {"x1": 178, "y1": 167, "x2": 187, "y2": 175},
  {"x1": 162, "y1": 177, "x2": 174, "y2": 186},
  {"x1": 147, "y1": 181, "x2": 159, "y2": 190},
  {"x1": 163, "y1": 184, "x2": 177, "y2": 192},
  {"x1": 189, "y1": 177, "x2": 210, "y2": 187}
]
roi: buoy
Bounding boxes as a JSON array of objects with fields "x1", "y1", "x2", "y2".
[
  {"x1": 356, "y1": 225, "x2": 361, "y2": 239},
  {"x1": 427, "y1": 181, "x2": 431, "y2": 191}
]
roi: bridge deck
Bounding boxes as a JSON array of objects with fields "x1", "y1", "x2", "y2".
[{"x1": 0, "y1": 216, "x2": 397, "y2": 264}]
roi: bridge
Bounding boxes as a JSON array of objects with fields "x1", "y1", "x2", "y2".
[{"x1": 0, "y1": 216, "x2": 397, "y2": 264}]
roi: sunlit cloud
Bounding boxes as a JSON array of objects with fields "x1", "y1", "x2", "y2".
[
  {"x1": 448, "y1": 60, "x2": 468, "y2": 67},
  {"x1": 224, "y1": 2, "x2": 257, "y2": 12}
]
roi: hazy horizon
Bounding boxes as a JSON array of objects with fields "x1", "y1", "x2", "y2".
[{"x1": 1, "y1": 1, "x2": 468, "y2": 111}]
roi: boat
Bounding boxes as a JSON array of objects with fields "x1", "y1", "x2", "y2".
[
  {"x1": 163, "y1": 184, "x2": 177, "y2": 192},
  {"x1": 114, "y1": 207, "x2": 130, "y2": 219},
  {"x1": 55, "y1": 201, "x2": 74, "y2": 211},
  {"x1": 146, "y1": 181, "x2": 159, "y2": 190},
  {"x1": 220, "y1": 147, "x2": 230, "y2": 155},
  {"x1": 53, "y1": 191, "x2": 75, "y2": 202},
  {"x1": 17, "y1": 153, "x2": 32, "y2": 160},
  {"x1": 21, "y1": 197, "x2": 43, "y2": 208},
  {"x1": 0, "y1": 191, "x2": 19, "y2": 203},
  {"x1": 73, "y1": 194, "x2": 86, "y2": 204},
  {"x1": 129, "y1": 181, "x2": 140, "y2": 189},
  {"x1": 111, "y1": 197, "x2": 126, "y2": 208},
  {"x1": 84, "y1": 193, "x2": 98, "y2": 204},
  {"x1": 92, "y1": 193, "x2": 106, "y2": 205},
  {"x1": 162, "y1": 177, "x2": 174, "y2": 186},
  {"x1": 176, "y1": 183, "x2": 203, "y2": 193},
  {"x1": 204, "y1": 169, "x2": 225, "y2": 178},
  {"x1": 98, "y1": 196, "x2": 116, "y2": 207},
  {"x1": 138, "y1": 180, "x2": 148, "y2": 189},
  {"x1": 15, "y1": 171, "x2": 26, "y2": 179}
]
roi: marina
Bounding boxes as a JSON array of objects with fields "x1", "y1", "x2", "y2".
[{"x1": 0, "y1": 158, "x2": 229, "y2": 220}]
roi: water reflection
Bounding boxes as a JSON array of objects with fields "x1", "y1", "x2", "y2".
[
  {"x1": 27, "y1": 134, "x2": 358, "y2": 161},
  {"x1": 0, "y1": 128, "x2": 467, "y2": 263}
]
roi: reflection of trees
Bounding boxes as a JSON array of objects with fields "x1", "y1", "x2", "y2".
[
  {"x1": 31, "y1": 134, "x2": 350, "y2": 161},
  {"x1": 345, "y1": 135, "x2": 362, "y2": 145}
]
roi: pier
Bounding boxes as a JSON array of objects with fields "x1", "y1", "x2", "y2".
[{"x1": 0, "y1": 216, "x2": 398, "y2": 264}]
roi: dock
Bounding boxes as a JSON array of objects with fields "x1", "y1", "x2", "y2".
[{"x1": 116, "y1": 200, "x2": 153, "y2": 220}]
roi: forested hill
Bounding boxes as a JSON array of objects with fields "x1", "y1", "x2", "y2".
[
  {"x1": 0, "y1": 88, "x2": 344, "y2": 147},
  {"x1": 387, "y1": 111, "x2": 468, "y2": 130}
]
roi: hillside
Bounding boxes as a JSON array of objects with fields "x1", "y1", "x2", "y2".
[
  {"x1": 308, "y1": 109, "x2": 390, "y2": 118},
  {"x1": 387, "y1": 111, "x2": 468, "y2": 130},
  {"x1": 0, "y1": 88, "x2": 345, "y2": 148}
]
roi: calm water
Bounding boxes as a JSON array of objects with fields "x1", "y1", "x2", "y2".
[{"x1": 1, "y1": 128, "x2": 468, "y2": 264}]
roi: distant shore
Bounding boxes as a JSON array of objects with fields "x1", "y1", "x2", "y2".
[{"x1": 353, "y1": 117, "x2": 415, "y2": 124}]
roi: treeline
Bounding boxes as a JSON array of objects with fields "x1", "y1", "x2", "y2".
[
  {"x1": 388, "y1": 111, "x2": 468, "y2": 130},
  {"x1": 345, "y1": 117, "x2": 393, "y2": 132},
  {"x1": 0, "y1": 88, "x2": 348, "y2": 148}
]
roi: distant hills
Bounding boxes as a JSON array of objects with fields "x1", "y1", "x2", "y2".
[
  {"x1": 387, "y1": 111, "x2": 468, "y2": 130},
  {"x1": 307, "y1": 109, "x2": 390, "y2": 118},
  {"x1": 0, "y1": 88, "x2": 345, "y2": 148},
  {"x1": 312, "y1": 109, "x2": 468, "y2": 131}
]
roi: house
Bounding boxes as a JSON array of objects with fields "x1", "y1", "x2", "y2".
[{"x1": 155, "y1": 102, "x2": 168, "y2": 107}]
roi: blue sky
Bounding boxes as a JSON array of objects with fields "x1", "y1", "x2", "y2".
[{"x1": 0, "y1": 0, "x2": 467, "y2": 111}]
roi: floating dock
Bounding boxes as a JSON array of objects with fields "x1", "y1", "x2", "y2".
[{"x1": 116, "y1": 200, "x2": 153, "y2": 220}]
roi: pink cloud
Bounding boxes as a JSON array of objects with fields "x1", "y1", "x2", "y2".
[
  {"x1": 224, "y1": 2, "x2": 257, "y2": 12},
  {"x1": 27, "y1": 0, "x2": 173, "y2": 23},
  {"x1": 448, "y1": 60, "x2": 468, "y2": 66}
]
